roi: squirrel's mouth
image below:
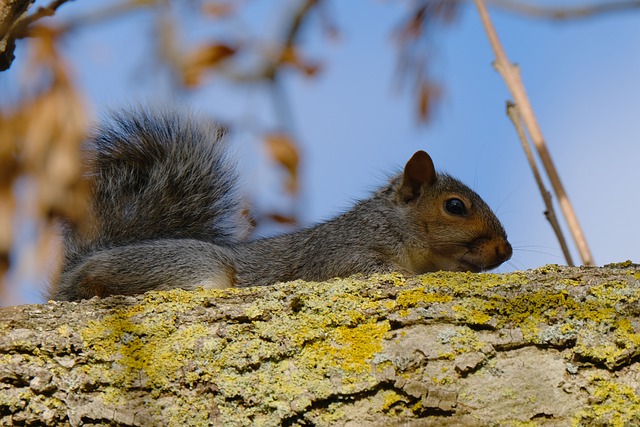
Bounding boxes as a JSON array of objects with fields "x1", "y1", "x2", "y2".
[
  {"x1": 457, "y1": 261, "x2": 483, "y2": 273},
  {"x1": 481, "y1": 260, "x2": 507, "y2": 271},
  {"x1": 459, "y1": 238, "x2": 512, "y2": 272},
  {"x1": 459, "y1": 259, "x2": 504, "y2": 273},
  {"x1": 466, "y1": 262, "x2": 485, "y2": 273}
]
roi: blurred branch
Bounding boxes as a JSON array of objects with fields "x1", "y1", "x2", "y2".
[
  {"x1": 474, "y1": 0, "x2": 594, "y2": 266},
  {"x1": 1, "y1": 0, "x2": 76, "y2": 70},
  {"x1": 219, "y1": 0, "x2": 320, "y2": 83},
  {"x1": 55, "y1": 0, "x2": 159, "y2": 33},
  {"x1": 488, "y1": 0, "x2": 640, "y2": 20},
  {"x1": 1, "y1": 0, "x2": 161, "y2": 71},
  {"x1": 506, "y1": 101, "x2": 574, "y2": 266},
  {"x1": 394, "y1": 1, "x2": 460, "y2": 123},
  {"x1": 0, "y1": 0, "x2": 35, "y2": 70},
  {"x1": 267, "y1": 0, "x2": 318, "y2": 128},
  {"x1": 10, "y1": 0, "x2": 73, "y2": 38}
]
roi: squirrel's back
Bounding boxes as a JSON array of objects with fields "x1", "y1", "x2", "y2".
[{"x1": 61, "y1": 108, "x2": 249, "y2": 270}]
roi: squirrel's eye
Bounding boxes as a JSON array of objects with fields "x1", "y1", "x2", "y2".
[{"x1": 445, "y1": 198, "x2": 467, "y2": 216}]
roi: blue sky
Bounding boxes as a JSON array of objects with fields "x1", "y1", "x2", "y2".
[{"x1": 3, "y1": 1, "x2": 640, "y2": 304}]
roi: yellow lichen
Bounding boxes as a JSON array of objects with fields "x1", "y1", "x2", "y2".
[
  {"x1": 448, "y1": 326, "x2": 485, "y2": 354},
  {"x1": 396, "y1": 288, "x2": 453, "y2": 308},
  {"x1": 572, "y1": 376, "x2": 640, "y2": 427},
  {"x1": 304, "y1": 320, "x2": 390, "y2": 374},
  {"x1": 8, "y1": 265, "x2": 639, "y2": 426},
  {"x1": 499, "y1": 421, "x2": 538, "y2": 427},
  {"x1": 381, "y1": 389, "x2": 406, "y2": 412},
  {"x1": 605, "y1": 260, "x2": 634, "y2": 268},
  {"x1": 451, "y1": 298, "x2": 495, "y2": 325}
]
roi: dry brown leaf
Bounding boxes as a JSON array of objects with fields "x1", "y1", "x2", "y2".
[
  {"x1": 264, "y1": 132, "x2": 299, "y2": 195},
  {"x1": 395, "y1": 1, "x2": 459, "y2": 125},
  {"x1": 182, "y1": 43, "x2": 237, "y2": 87},
  {"x1": 1, "y1": 25, "x2": 88, "y2": 295},
  {"x1": 417, "y1": 82, "x2": 441, "y2": 123},
  {"x1": 279, "y1": 45, "x2": 321, "y2": 77},
  {"x1": 0, "y1": 188, "x2": 15, "y2": 260}
]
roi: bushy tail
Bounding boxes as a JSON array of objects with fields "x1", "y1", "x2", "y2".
[{"x1": 62, "y1": 107, "x2": 249, "y2": 268}]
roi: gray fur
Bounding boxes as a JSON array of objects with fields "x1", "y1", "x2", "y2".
[
  {"x1": 51, "y1": 108, "x2": 248, "y2": 300},
  {"x1": 51, "y1": 109, "x2": 511, "y2": 301},
  {"x1": 233, "y1": 173, "x2": 509, "y2": 286}
]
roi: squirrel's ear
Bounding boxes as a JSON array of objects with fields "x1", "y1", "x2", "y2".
[{"x1": 399, "y1": 150, "x2": 436, "y2": 203}]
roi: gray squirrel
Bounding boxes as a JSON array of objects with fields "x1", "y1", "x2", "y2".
[{"x1": 49, "y1": 108, "x2": 512, "y2": 301}]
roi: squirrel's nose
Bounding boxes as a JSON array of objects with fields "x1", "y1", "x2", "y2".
[{"x1": 495, "y1": 240, "x2": 513, "y2": 263}]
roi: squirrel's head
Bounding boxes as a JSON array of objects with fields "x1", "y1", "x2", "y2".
[{"x1": 396, "y1": 150, "x2": 512, "y2": 273}]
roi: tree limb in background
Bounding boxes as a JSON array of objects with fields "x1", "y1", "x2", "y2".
[
  {"x1": 474, "y1": 0, "x2": 594, "y2": 266},
  {"x1": 506, "y1": 101, "x2": 574, "y2": 266},
  {"x1": 488, "y1": 0, "x2": 640, "y2": 20}
]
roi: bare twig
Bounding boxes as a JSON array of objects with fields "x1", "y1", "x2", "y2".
[
  {"x1": 474, "y1": 0, "x2": 594, "y2": 266},
  {"x1": 10, "y1": 0, "x2": 74, "y2": 38},
  {"x1": 55, "y1": 0, "x2": 159, "y2": 34},
  {"x1": 487, "y1": 0, "x2": 640, "y2": 21},
  {"x1": 394, "y1": 1, "x2": 460, "y2": 123},
  {"x1": 1, "y1": 0, "x2": 155, "y2": 71},
  {"x1": 506, "y1": 102, "x2": 574, "y2": 266}
]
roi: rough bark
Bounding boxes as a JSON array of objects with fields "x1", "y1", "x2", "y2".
[{"x1": 1, "y1": 263, "x2": 640, "y2": 426}]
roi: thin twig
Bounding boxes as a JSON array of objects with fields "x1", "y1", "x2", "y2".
[
  {"x1": 56, "y1": 0, "x2": 159, "y2": 34},
  {"x1": 9, "y1": 0, "x2": 74, "y2": 38},
  {"x1": 474, "y1": 0, "x2": 594, "y2": 266},
  {"x1": 487, "y1": 0, "x2": 640, "y2": 21},
  {"x1": 506, "y1": 101, "x2": 574, "y2": 266}
]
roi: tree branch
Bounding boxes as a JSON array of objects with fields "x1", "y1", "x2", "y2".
[
  {"x1": 506, "y1": 101, "x2": 574, "y2": 266},
  {"x1": 488, "y1": 0, "x2": 640, "y2": 20},
  {"x1": 474, "y1": 0, "x2": 594, "y2": 266},
  {"x1": 10, "y1": 0, "x2": 74, "y2": 38},
  {"x1": 0, "y1": 0, "x2": 35, "y2": 70},
  {"x1": 1, "y1": 265, "x2": 639, "y2": 425}
]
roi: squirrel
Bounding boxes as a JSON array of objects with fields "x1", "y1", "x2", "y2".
[{"x1": 49, "y1": 108, "x2": 512, "y2": 301}]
